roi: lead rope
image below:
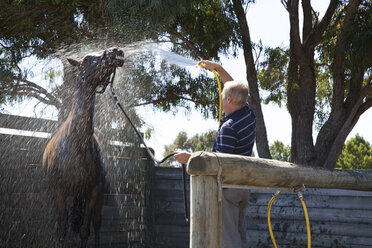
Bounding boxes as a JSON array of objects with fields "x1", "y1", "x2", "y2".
[{"x1": 109, "y1": 72, "x2": 188, "y2": 222}]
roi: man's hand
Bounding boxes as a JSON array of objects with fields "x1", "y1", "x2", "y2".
[
  {"x1": 198, "y1": 60, "x2": 222, "y2": 71},
  {"x1": 198, "y1": 60, "x2": 234, "y2": 83},
  {"x1": 173, "y1": 151, "x2": 192, "y2": 164}
]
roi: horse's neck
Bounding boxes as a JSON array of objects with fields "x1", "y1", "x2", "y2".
[{"x1": 65, "y1": 86, "x2": 96, "y2": 142}]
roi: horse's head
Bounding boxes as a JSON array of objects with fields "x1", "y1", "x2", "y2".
[{"x1": 67, "y1": 47, "x2": 124, "y2": 93}]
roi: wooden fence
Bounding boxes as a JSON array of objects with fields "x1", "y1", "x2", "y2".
[
  {"x1": 1, "y1": 114, "x2": 372, "y2": 247},
  {"x1": 187, "y1": 151, "x2": 372, "y2": 248}
]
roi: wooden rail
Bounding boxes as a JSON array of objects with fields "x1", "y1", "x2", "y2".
[{"x1": 187, "y1": 151, "x2": 372, "y2": 248}]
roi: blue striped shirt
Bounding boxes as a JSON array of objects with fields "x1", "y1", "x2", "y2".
[{"x1": 212, "y1": 104, "x2": 256, "y2": 156}]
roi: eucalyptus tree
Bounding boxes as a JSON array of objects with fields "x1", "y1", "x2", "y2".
[{"x1": 258, "y1": 0, "x2": 371, "y2": 168}]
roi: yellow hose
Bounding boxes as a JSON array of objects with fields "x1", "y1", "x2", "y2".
[
  {"x1": 298, "y1": 192, "x2": 311, "y2": 248},
  {"x1": 211, "y1": 69, "x2": 223, "y2": 126},
  {"x1": 267, "y1": 190, "x2": 311, "y2": 248},
  {"x1": 267, "y1": 191, "x2": 281, "y2": 248}
]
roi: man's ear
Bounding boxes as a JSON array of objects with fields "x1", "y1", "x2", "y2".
[
  {"x1": 227, "y1": 95, "x2": 232, "y2": 104},
  {"x1": 67, "y1": 58, "x2": 80, "y2": 67}
]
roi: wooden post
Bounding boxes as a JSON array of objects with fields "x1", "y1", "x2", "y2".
[{"x1": 190, "y1": 175, "x2": 221, "y2": 248}]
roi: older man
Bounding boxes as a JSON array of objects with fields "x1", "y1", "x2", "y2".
[{"x1": 174, "y1": 60, "x2": 256, "y2": 248}]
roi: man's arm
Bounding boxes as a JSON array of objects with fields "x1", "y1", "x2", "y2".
[{"x1": 198, "y1": 60, "x2": 234, "y2": 84}]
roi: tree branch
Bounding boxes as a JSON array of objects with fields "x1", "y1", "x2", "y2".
[
  {"x1": 303, "y1": 0, "x2": 339, "y2": 47},
  {"x1": 9, "y1": 76, "x2": 62, "y2": 109},
  {"x1": 302, "y1": 0, "x2": 312, "y2": 42},
  {"x1": 332, "y1": 0, "x2": 361, "y2": 112},
  {"x1": 288, "y1": 0, "x2": 305, "y2": 63},
  {"x1": 323, "y1": 81, "x2": 370, "y2": 169},
  {"x1": 350, "y1": 85, "x2": 372, "y2": 128}
]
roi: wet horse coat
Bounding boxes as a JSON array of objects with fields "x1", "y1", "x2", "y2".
[{"x1": 42, "y1": 48, "x2": 124, "y2": 248}]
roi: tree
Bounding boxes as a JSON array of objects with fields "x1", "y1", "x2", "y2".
[
  {"x1": 270, "y1": 140, "x2": 291, "y2": 162},
  {"x1": 252, "y1": 0, "x2": 372, "y2": 167},
  {"x1": 336, "y1": 134, "x2": 372, "y2": 170},
  {"x1": 162, "y1": 130, "x2": 216, "y2": 167}
]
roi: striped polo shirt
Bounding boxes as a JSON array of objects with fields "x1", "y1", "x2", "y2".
[{"x1": 212, "y1": 104, "x2": 256, "y2": 156}]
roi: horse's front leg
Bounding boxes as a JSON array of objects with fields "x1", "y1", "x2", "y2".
[
  {"x1": 53, "y1": 193, "x2": 67, "y2": 248},
  {"x1": 92, "y1": 184, "x2": 104, "y2": 248},
  {"x1": 80, "y1": 185, "x2": 102, "y2": 248}
]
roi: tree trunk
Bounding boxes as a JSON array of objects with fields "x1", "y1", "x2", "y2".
[
  {"x1": 287, "y1": 0, "x2": 316, "y2": 165},
  {"x1": 231, "y1": 0, "x2": 271, "y2": 159},
  {"x1": 314, "y1": 0, "x2": 364, "y2": 169}
]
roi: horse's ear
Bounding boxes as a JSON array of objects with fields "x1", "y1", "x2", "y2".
[{"x1": 67, "y1": 58, "x2": 80, "y2": 67}]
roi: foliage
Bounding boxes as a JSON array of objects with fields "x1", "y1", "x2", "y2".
[
  {"x1": 106, "y1": 0, "x2": 241, "y2": 60},
  {"x1": 269, "y1": 140, "x2": 291, "y2": 162},
  {"x1": 258, "y1": 47, "x2": 289, "y2": 107},
  {"x1": 336, "y1": 134, "x2": 372, "y2": 170},
  {"x1": 162, "y1": 130, "x2": 216, "y2": 167},
  {"x1": 0, "y1": 0, "x2": 102, "y2": 107}
]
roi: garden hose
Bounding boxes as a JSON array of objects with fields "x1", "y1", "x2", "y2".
[
  {"x1": 267, "y1": 191, "x2": 281, "y2": 248},
  {"x1": 267, "y1": 189, "x2": 311, "y2": 248},
  {"x1": 109, "y1": 75, "x2": 189, "y2": 223},
  {"x1": 211, "y1": 69, "x2": 223, "y2": 126},
  {"x1": 298, "y1": 191, "x2": 311, "y2": 248}
]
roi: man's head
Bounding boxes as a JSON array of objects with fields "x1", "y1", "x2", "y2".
[{"x1": 222, "y1": 81, "x2": 249, "y2": 115}]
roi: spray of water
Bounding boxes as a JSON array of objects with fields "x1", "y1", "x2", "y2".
[
  {"x1": 144, "y1": 44, "x2": 199, "y2": 68},
  {"x1": 1, "y1": 40, "x2": 209, "y2": 247}
]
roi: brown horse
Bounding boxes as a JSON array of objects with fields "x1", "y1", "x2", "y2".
[{"x1": 42, "y1": 47, "x2": 124, "y2": 248}]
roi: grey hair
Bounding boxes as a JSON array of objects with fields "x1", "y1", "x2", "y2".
[{"x1": 222, "y1": 81, "x2": 249, "y2": 106}]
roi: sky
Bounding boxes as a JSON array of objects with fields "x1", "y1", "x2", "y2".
[{"x1": 2, "y1": 0, "x2": 372, "y2": 159}]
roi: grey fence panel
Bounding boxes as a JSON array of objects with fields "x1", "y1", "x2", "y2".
[{"x1": 0, "y1": 114, "x2": 152, "y2": 248}]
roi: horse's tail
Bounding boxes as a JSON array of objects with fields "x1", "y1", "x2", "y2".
[{"x1": 71, "y1": 196, "x2": 85, "y2": 233}]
